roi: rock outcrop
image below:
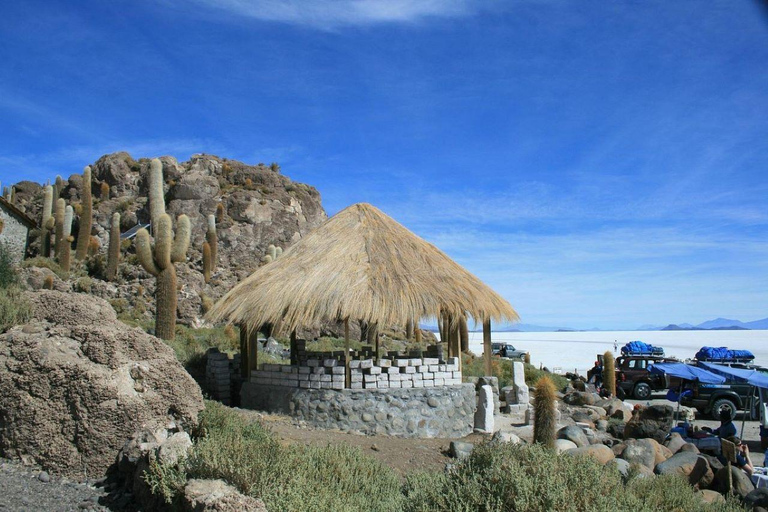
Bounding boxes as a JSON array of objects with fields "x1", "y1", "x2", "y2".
[
  {"x1": 0, "y1": 290, "x2": 205, "y2": 478},
  {"x1": 14, "y1": 152, "x2": 327, "y2": 329}
]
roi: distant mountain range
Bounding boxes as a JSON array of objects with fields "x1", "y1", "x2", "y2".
[
  {"x1": 428, "y1": 317, "x2": 768, "y2": 333},
  {"x1": 636, "y1": 317, "x2": 768, "y2": 331}
]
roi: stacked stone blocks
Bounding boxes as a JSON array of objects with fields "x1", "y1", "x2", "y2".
[{"x1": 251, "y1": 356, "x2": 462, "y2": 390}]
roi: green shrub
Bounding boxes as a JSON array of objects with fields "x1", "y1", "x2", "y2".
[
  {"x1": 0, "y1": 242, "x2": 18, "y2": 289},
  {"x1": 461, "y1": 353, "x2": 568, "y2": 390},
  {"x1": 149, "y1": 402, "x2": 404, "y2": 512},
  {"x1": 20, "y1": 257, "x2": 68, "y2": 279},
  {"x1": 0, "y1": 286, "x2": 32, "y2": 332},
  {"x1": 403, "y1": 442, "x2": 744, "y2": 512}
]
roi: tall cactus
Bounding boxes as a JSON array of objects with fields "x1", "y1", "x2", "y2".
[
  {"x1": 106, "y1": 212, "x2": 121, "y2": 281},
  {"x1": 206, "y1": 214, "x2": 217, "y2": 269},
  {"x1": 202, "y1": 242, "x2": 212, "y2": 283},
  {"x1": 533, "y1": 375, "x2": 557, "y2": 448},
  {"x1": 148, "y1": 159, "x2": 165, "y2": 226},
  {"x1": 75, "y1": 166, "x2": 93, "y2": 260},
  {"x1": 41, "y1": 185, "x2": 53, "y2": 257},
  {"x1": 603, "y1": 351, "x2": 616, "y2": 397},
  {"x1": 53, "y1": 175, "x2": 65, "y2": 202},
  {"x1": 54, "y1": 198, "x2": 66, "y2": 259},
  {"x1": 60, "y1": 205, "x2": 74, "y2": 272},
  {"x1": 135, "y1": 158, "x2": 190, "y2": 340}
]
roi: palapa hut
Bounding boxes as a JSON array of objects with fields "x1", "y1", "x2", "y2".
[
  {"x1": 209, "y1": 202, "x2": 518, "y2": 374},
  {"x1": 208, "y1": 203, "x2": 519, "y2": 437}
]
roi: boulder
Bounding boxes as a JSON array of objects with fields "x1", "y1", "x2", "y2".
[
  {"x1": 620, "y1": 439, "x2": 657, "y2": 469},
  {"x1": 697, "y1": 489, "x2": 725, "y2": 505},
  {"x1": 655, "y1": 452, "x2": 713, "y2": 488},
  {"x1": 596, "y1": 398, "x2": 625, "y2": 417},
  {"x1": 564, "y1": 444, "x2": 615, "y2": 464},
  {"x1": 713, "y1": 465, "x2": 755, "y2": 499},
  {"x1": 680, "y1": 443, "x2": 700, "y2": 454},
  {"x1": 623, "y1": 405, "x2": 673, "y2": 443},
  {"x1": 183, "y1": 479, "x2": 267, "y2": 512},
  {"x1": 0, "y1": 290, "x2": 204, "y2": 478},
  {"x1": 558, "y1": 425, "x2": 589, "y2": 448},
  {"x1": 491, "y1": 431, "x2": 521, "y2": 445},
  {"x1": 607, "y1": 458, "x2": 631, "y2": 479},
  {"x1": 554, "y1": 439, "x2": 577, "y2": 453},
  {"x1": 450, "y1": 441, "x2": 474, "y2": 459},
  {"x1": 745, "y1": 488, "x2": 768, "y2": 510},
  {"x1": 563, "y1": 391, "x2": 596, "y2": 406},
  {"x1": 663, "y1": 432, "x2": 687, "y2": 454}
]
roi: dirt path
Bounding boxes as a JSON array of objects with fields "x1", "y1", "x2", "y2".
[{"x1": 252, "y1": 411, "x2": 487, "y2": 475}]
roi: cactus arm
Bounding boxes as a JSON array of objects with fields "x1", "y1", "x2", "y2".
[
  {"x1": 135, "y1": 229, "x2": 160, "y2": 276},
  {"x1": 170, "y1": 214, "x2": 191, "y2": 263},
  {"x1": 206, "y1": 214, "x2": 217, "y2": 268},
  {"x1": 106, "y1": 212, "x2": 121, "y2": 281},
  {"x1": 149, "y1": 158, "x2": 166, "y2": 225},
  {"x1": 154, "y1": 214, "x2": 173, "y2": 270}
]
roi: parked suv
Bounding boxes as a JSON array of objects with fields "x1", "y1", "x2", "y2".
[
  {"x1": 491, "y1": 343, "x2": 527, "y2": 359},
  {"x1": 615, "y1": 355, "x2": 679, "y2": 399},
  {"x1": 680, "y1": 364, "x2": 765, "y2": 420}
]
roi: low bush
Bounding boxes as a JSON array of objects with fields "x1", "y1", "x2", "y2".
[
  {"x1": 0, "y1": 286, "x2": 32, "y2": 333},
  {"x1": 403, "y1": 442, "x2": 743, "y2": 512},
  {"x1": 0, "y1": 241, "x2": 18, "y2": 289},
  {"x1": 461, "y1": 353, "x2": 569, "y2": 390},
  {"x1": 146, "y1": 402, "x2": 404, "y2": 511}
]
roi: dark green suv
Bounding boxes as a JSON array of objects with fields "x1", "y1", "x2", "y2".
[{"x1": 680, "y1": 367, "x2": 763, "y2": 420}]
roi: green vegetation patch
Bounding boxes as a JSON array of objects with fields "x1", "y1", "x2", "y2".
[{"x1": 461, "y1": 353, "x2": 569, "y2": 390}]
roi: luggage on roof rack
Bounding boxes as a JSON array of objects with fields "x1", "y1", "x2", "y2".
[
  {"x1": 694, "y1": 346, "x2": 755, "y2": 363},
  {"x1": 621, "y1": 341, "x2": 664, "y2": 357}
]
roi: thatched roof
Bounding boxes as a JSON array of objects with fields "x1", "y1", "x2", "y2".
[{"x1": 207, "y1": 203, "x2": 519, "y2": 333}]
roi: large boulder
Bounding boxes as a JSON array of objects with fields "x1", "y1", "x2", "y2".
[
  {"x1": 0, "y1": 290, "x2": 205, "y2": 478},
  {"x1": 663, "y1": 432, "x2": 687, "y2": 454},
  {"x1": 745, "y1": 488, "x2": 768, "y2": 510},
  {"x1": 655, "y1": 452, "x2": 713, "y2": 488},
  {"x1": 564, "y1": 444, "x2": 615, "y2": 464},
  {"x1": 623, "y1": 405, "x2": 673, "y2": 443},
  {"x1": 620, "y1": 439, "x2": 657, "y2": 469},
  {"x1": 563, "y1": 391, "x2": 596, "y2": 406},
  {"x1": 712, "y1": 465, "x2": 755, "y2": 499},
  {"x1": 558, "y1": 425, "x2": 589, "y2": 448}
]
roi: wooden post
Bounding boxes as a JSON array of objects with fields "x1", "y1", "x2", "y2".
[
  {"x1": 344, "y1": 318, "x2": 350, "y2": 388},
  {"x1": 483, "y1": 318, "x2": 492, "y2": 376},
  {"x1": 290, "y1": 330, "x2": 297, "y2": 365},
  {"x1": 239, "y1": 324, "x2": 249, "y2": 380},
  {"x1": 415, "y1": 321, "x2": 422, "y2": 344},
  {"x1": 453, "y1": 323, "x2": 462, "y2": 370},
  {"x1": 459, "y1": 315, "x2": 469, "y2": 352},
  {"x1": 375, "y1": 332, "x2": 380, "y2": 363},
  {"x1": 248, "y1": 328, "x2": 258, "y2": 379}
]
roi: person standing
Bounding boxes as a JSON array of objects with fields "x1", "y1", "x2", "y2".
[{"x1": 614, "y1": 340, "x2": 618, "y2": 352}]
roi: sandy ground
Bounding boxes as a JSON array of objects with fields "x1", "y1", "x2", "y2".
[{"x1": 256, "y1": 411, "x2": 489, "y2": 475}]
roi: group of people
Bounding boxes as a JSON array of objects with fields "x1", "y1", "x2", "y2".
[{"x1": 704, "y1": 409, "x2": 755, "y2": 476}]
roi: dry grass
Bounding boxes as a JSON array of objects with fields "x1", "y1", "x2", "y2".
[{"x1": 209, "y1": 203, "x2": 519, "y2": 334}]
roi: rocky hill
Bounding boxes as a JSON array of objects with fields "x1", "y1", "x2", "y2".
[{"x1": 12, "y1": 152, "x2": 327, "y2": 328}]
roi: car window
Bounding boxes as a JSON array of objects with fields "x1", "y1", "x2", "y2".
[{"x1": 628, "y1": 360, "x2": 637, "y2": 369}]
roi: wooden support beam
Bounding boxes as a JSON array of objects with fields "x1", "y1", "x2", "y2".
[
  {"x1": 248, "y1": 328, "x2": 258, "y2": 378},
  {"x1": 239, "y1": 324, "x2": 249, "y2": 380},
  {"x1": 483, "y1": 318, "x2": 492, "y2": 376},
  {"x1": 290, "y1": 330, "x2": 297, "y2": 365},
  {"x1": 344, "y1": 318, "x2": 350, "y2": 388}
]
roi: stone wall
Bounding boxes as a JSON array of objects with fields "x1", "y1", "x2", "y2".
[
  {"x1": 0, "y1": 205, "x2": 29, "y2": 263},
  {"x1": 204, "y1": 349, "x2": 241, "y2": 406},
  {"x1": 241, "y1": 382, "x2": 476, "y2": 438},
  {"x1": 251, "y1": 356, "x2": 461, "y2": 390}
]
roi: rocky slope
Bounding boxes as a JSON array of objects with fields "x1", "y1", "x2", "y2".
[{"x1": 13, "y1": 153, "x2": 327, "y2": 328}]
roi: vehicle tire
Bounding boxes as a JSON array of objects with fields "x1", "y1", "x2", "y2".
[
  {"x1": 711, "y1": 398, "x2": 737, "y2": 421},
  {"x1": 633, "y1": 382, "x2": 651, "y2": 400}
]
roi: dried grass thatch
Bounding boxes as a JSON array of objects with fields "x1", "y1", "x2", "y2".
[{"x1": 207, "y1": 203, "x2": 519, "y2": 333}]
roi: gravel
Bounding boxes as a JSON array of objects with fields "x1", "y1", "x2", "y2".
[{"x1": 0, "y1": 458, "x2": 111, "y2": 511}]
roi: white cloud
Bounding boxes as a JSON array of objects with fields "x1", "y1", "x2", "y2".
[{"x1": 178, "y1": 0, "x2": 478, "y2": 28}]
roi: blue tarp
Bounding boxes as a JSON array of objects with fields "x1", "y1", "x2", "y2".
[
  {"x1": 648, "y1": 362, "x2": 726, "y2": 384},
  {"x1": 695, "y1": 346, "x2": 754, "y2": 362},
  {"x1": 697, "y1": 362, "x2": 768, "y2": 390},
  {"x1": 621, "y1": 341, "x2": 664, "y2": 356}
]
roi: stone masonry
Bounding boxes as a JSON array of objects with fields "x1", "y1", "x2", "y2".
[
  {"x1": 241, "y1": 382, "x2": 476, "y2": 438},
  {"x1": 251, "y1": 356, "x2": 461, "y2": 390}
]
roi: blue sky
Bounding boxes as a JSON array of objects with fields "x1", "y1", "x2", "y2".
[{"x1": 1, "y1": 1, "x2": 767, "y2": 329}]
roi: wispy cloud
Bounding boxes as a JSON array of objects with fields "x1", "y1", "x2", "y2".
[{"x1": 173, "y1": 0, "x2": 480, "y2": 29}]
